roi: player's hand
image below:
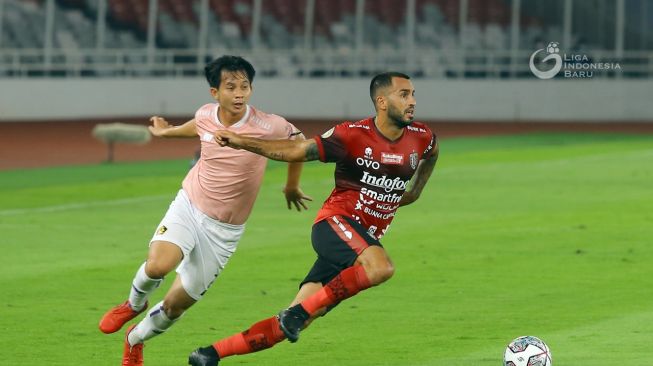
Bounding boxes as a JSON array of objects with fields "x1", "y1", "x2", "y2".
[
  {"x1": 148, "y1": 116, "x2": 172, "y2": 137},
  {"x1": 283, "y1": 186, "x2": 313, "y2": 211},
  {"x1": 214, "y1": 130, "x2": 244, "y2": 148}
]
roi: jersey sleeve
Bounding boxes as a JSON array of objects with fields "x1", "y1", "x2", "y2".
[
  {"x1": 286, "y1": 121, "x2": 303, "y2": 140},
  {"x1": 313, "y1": 123, "x2": 349, "y2": 163},
  {"x1": 422, "y1": 129, "x2": 437, "y2": 160},
  {"x1": 193, "y1": 104, "x2": 214, "y2": 138},
  {"x1": 269, "y1": 115, "x2": 303, "y2": 140}
]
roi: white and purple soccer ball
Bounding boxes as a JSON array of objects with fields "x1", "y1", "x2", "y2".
[{"x1": 504, "y1": 336, "x2": 552, "y2": 366}]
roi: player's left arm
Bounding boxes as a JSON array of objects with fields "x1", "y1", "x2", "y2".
[
  {"x1": 283, "y1": 132, "x2": 313, "y2": 211},
  {"x1": 399, "y1": 140, "x2": 439, "y2": 207}
]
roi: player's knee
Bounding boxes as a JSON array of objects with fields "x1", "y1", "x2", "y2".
[
  {"x1": 366, "y1": 262, "x2": 395, "y2": 285},
  {"x1": 144, "y1": 260, "x2": 171, "y2": 279}
]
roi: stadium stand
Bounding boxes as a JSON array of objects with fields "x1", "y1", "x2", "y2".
[{"x1": 0, "y1": 0, "x2": 650, "y2": 78}]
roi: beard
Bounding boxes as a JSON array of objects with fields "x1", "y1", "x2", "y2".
[{"x1": 388, "y1": 104, "x2": 414, "y2": 127}]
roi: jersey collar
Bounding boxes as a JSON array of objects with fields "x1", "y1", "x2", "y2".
[
  {"x1": 372, "y1": 117, "x2": 405, "y2": 144},
  {"x1": 214, "y1": 104, "x2": 250, "y2": 129}
]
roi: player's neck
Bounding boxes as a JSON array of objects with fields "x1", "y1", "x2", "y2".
[
  {"x1": 374, "y1": 116, "x2": 404, "y2": 141},
  {"x1": 218, "y1": 106, "x2": 246, "y2": 127}
]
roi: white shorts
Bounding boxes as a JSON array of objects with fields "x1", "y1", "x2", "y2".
[{"x1": 150, "y1": 189, "x2": 245, "y2": 300}]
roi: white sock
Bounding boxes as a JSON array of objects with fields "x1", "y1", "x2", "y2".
[
  {"x1": 128, "y1": 262, "x2": 162, "y2": 311},
  {"x1": 127, "y1": 301, "x2": 181, "y2": 346}
]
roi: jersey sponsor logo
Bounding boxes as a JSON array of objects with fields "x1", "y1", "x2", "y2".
[
  {"x1": 363, "y1": 206, "x2": 396, "y2": 220},
  {"x1": 409, "y1": 152, "x2": 419, "y2": 169},
  {"x1": 381, "y1": 152, "x2": 404, "y2": 165},
  {"x1": 356, "y1": 157, "x2": 380, "y2": 170},
  {"x1": 365, "y1": 225, "x2": 389, "y2": 240},
  {"x1": 364, "y1": 147, "x2": 373, "y2": 159},
  {"x1": 348, "y1": 124, "x2": 370, "y2": 129},
  {"x1": 321, "y1": 127, "x2": 335, "y2": 138},
  {"x1": 360, "y1": 187, "x2": 402, "y2": 203},
  {"x1": 407, "y1": 125, "x2": 427, "y2": 133},
  {"x1": 360, "y1": 172, "x2": 410, "y2": 193},
  {"x1": 375, "y1": 203, "x2": 400, "y2": 211},
  {"x1": 424, "y1": 134, "x2": 435, "y2": 155},
  {"x1": 157, "y1": 225, "x2": 168, "y2": 235}
]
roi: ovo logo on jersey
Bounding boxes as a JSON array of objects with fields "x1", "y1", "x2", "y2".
[
  {"x1": 356, "y1": 157, "x2": 380, "y2": 169},
  {"x1": 529, "y1": 42, "x2": 563, "y2": 79}
]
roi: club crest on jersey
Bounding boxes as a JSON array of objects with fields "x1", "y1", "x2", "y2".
[
  {"x1": 409, "y1": 152, "x2": 419, "y2": 169},
  {"x1": 381, "y1": 152, "x2": 403, "y2": 165}
]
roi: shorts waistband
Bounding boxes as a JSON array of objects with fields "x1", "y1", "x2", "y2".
[{"x1": 178, "y1": 189, "x2": 246, "y2": 231}]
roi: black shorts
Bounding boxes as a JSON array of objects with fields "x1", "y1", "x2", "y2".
[{"x1": 301, "y1": 215, "x2": 382, "y2": 287}]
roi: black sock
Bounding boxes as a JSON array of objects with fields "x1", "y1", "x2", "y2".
[
  {"x1": 200, "y1": 346, "x2": 220, "y2": 360},
  {"x1": 290, "y1": 304, "x2": 310, "y2": 321}
]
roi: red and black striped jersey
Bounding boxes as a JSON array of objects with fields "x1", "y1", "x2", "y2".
[{"x1": 313, "y1": 117, "x2": 436, "y2": 239}]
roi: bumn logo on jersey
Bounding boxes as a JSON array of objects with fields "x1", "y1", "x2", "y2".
[{"x1": 356, "y1": 146, "x2": 380, "y2": 170}]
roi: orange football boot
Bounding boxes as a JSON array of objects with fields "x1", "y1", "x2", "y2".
[
  {"x1": 122, "y1": 325, "x2": 144, "y2": 366},
  {"x1": 99, "y1": 300, "x2": 147, "y2": 334}
]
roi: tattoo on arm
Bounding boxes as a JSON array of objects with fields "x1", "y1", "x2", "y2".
[
  {"x1": 305, "y1": 141, "x2": 319, "y2": 161},
  {"x1": 249, "y1": 145, "x2": 285, "y2": 161},
  {"x1": 243, "y1": 137, "x2": 314, "y2": 162}
]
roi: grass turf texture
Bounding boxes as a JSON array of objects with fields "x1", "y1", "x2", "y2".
[{"x1": 0, "y1": 132, "x2": 651, "y2": 365}]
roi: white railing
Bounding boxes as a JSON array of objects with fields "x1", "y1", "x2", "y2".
[{"x1": 0, "y1": 48, "x2": 651, "y2": 79}]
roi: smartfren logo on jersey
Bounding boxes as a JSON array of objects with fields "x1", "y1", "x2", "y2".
[
  {"x1": 529, "y1": 42, "x2": 621, "y2": 79},
  {"x1": 360, "y1": 171, "x2": 409, "y2": 192}
]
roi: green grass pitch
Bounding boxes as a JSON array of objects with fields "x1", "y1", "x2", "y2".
[{"x1": 1, "y1": 132, "x2": 651, "y2": 365}]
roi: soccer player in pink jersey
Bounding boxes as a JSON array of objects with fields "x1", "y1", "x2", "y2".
[
  {"x1": 188, "y1": 72, "x2": 439, "y2": 365},
  {"x1": 97, "y1": 56, "x2": 312, "y2": 366}
]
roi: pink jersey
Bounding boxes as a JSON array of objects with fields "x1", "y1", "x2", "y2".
[{"x1": 182, "y1": 103, "x2": 299, "y2": 225}]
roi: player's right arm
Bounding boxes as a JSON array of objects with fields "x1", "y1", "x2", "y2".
[
  {"x1": 215, "y1": 130, "x2": 319, "y2": 162},
  {"x1": 148, "y1": 116, "x2": 197, "y2": 138}
]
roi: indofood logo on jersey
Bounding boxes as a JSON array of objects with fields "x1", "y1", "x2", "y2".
[
  {"x1": 360, "y1": 171, "x2": 409, "y2": 192},
  {"x1": 529, "y1": 42, "x2": 621, "y2": 79}
]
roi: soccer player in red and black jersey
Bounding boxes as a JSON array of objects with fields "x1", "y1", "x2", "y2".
[{"x1": 188, "y1": 72, "x2": 439, "y2": 366}]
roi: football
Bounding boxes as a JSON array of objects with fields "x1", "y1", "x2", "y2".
[{"x1": 503, "y1": 336, "x2": 552, "y2": 366}]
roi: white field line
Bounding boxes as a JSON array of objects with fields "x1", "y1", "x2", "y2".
[{"x1": 0, "y1": 194, "x2": 170, "y2": 216}]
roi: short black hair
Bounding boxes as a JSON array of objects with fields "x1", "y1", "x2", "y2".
[
  {"x1": 369, "y1": 72, "x2": 411, "y2": 104},
  {"x1": 204, "y1": 55, "x2": 256, "y2": 89}
]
